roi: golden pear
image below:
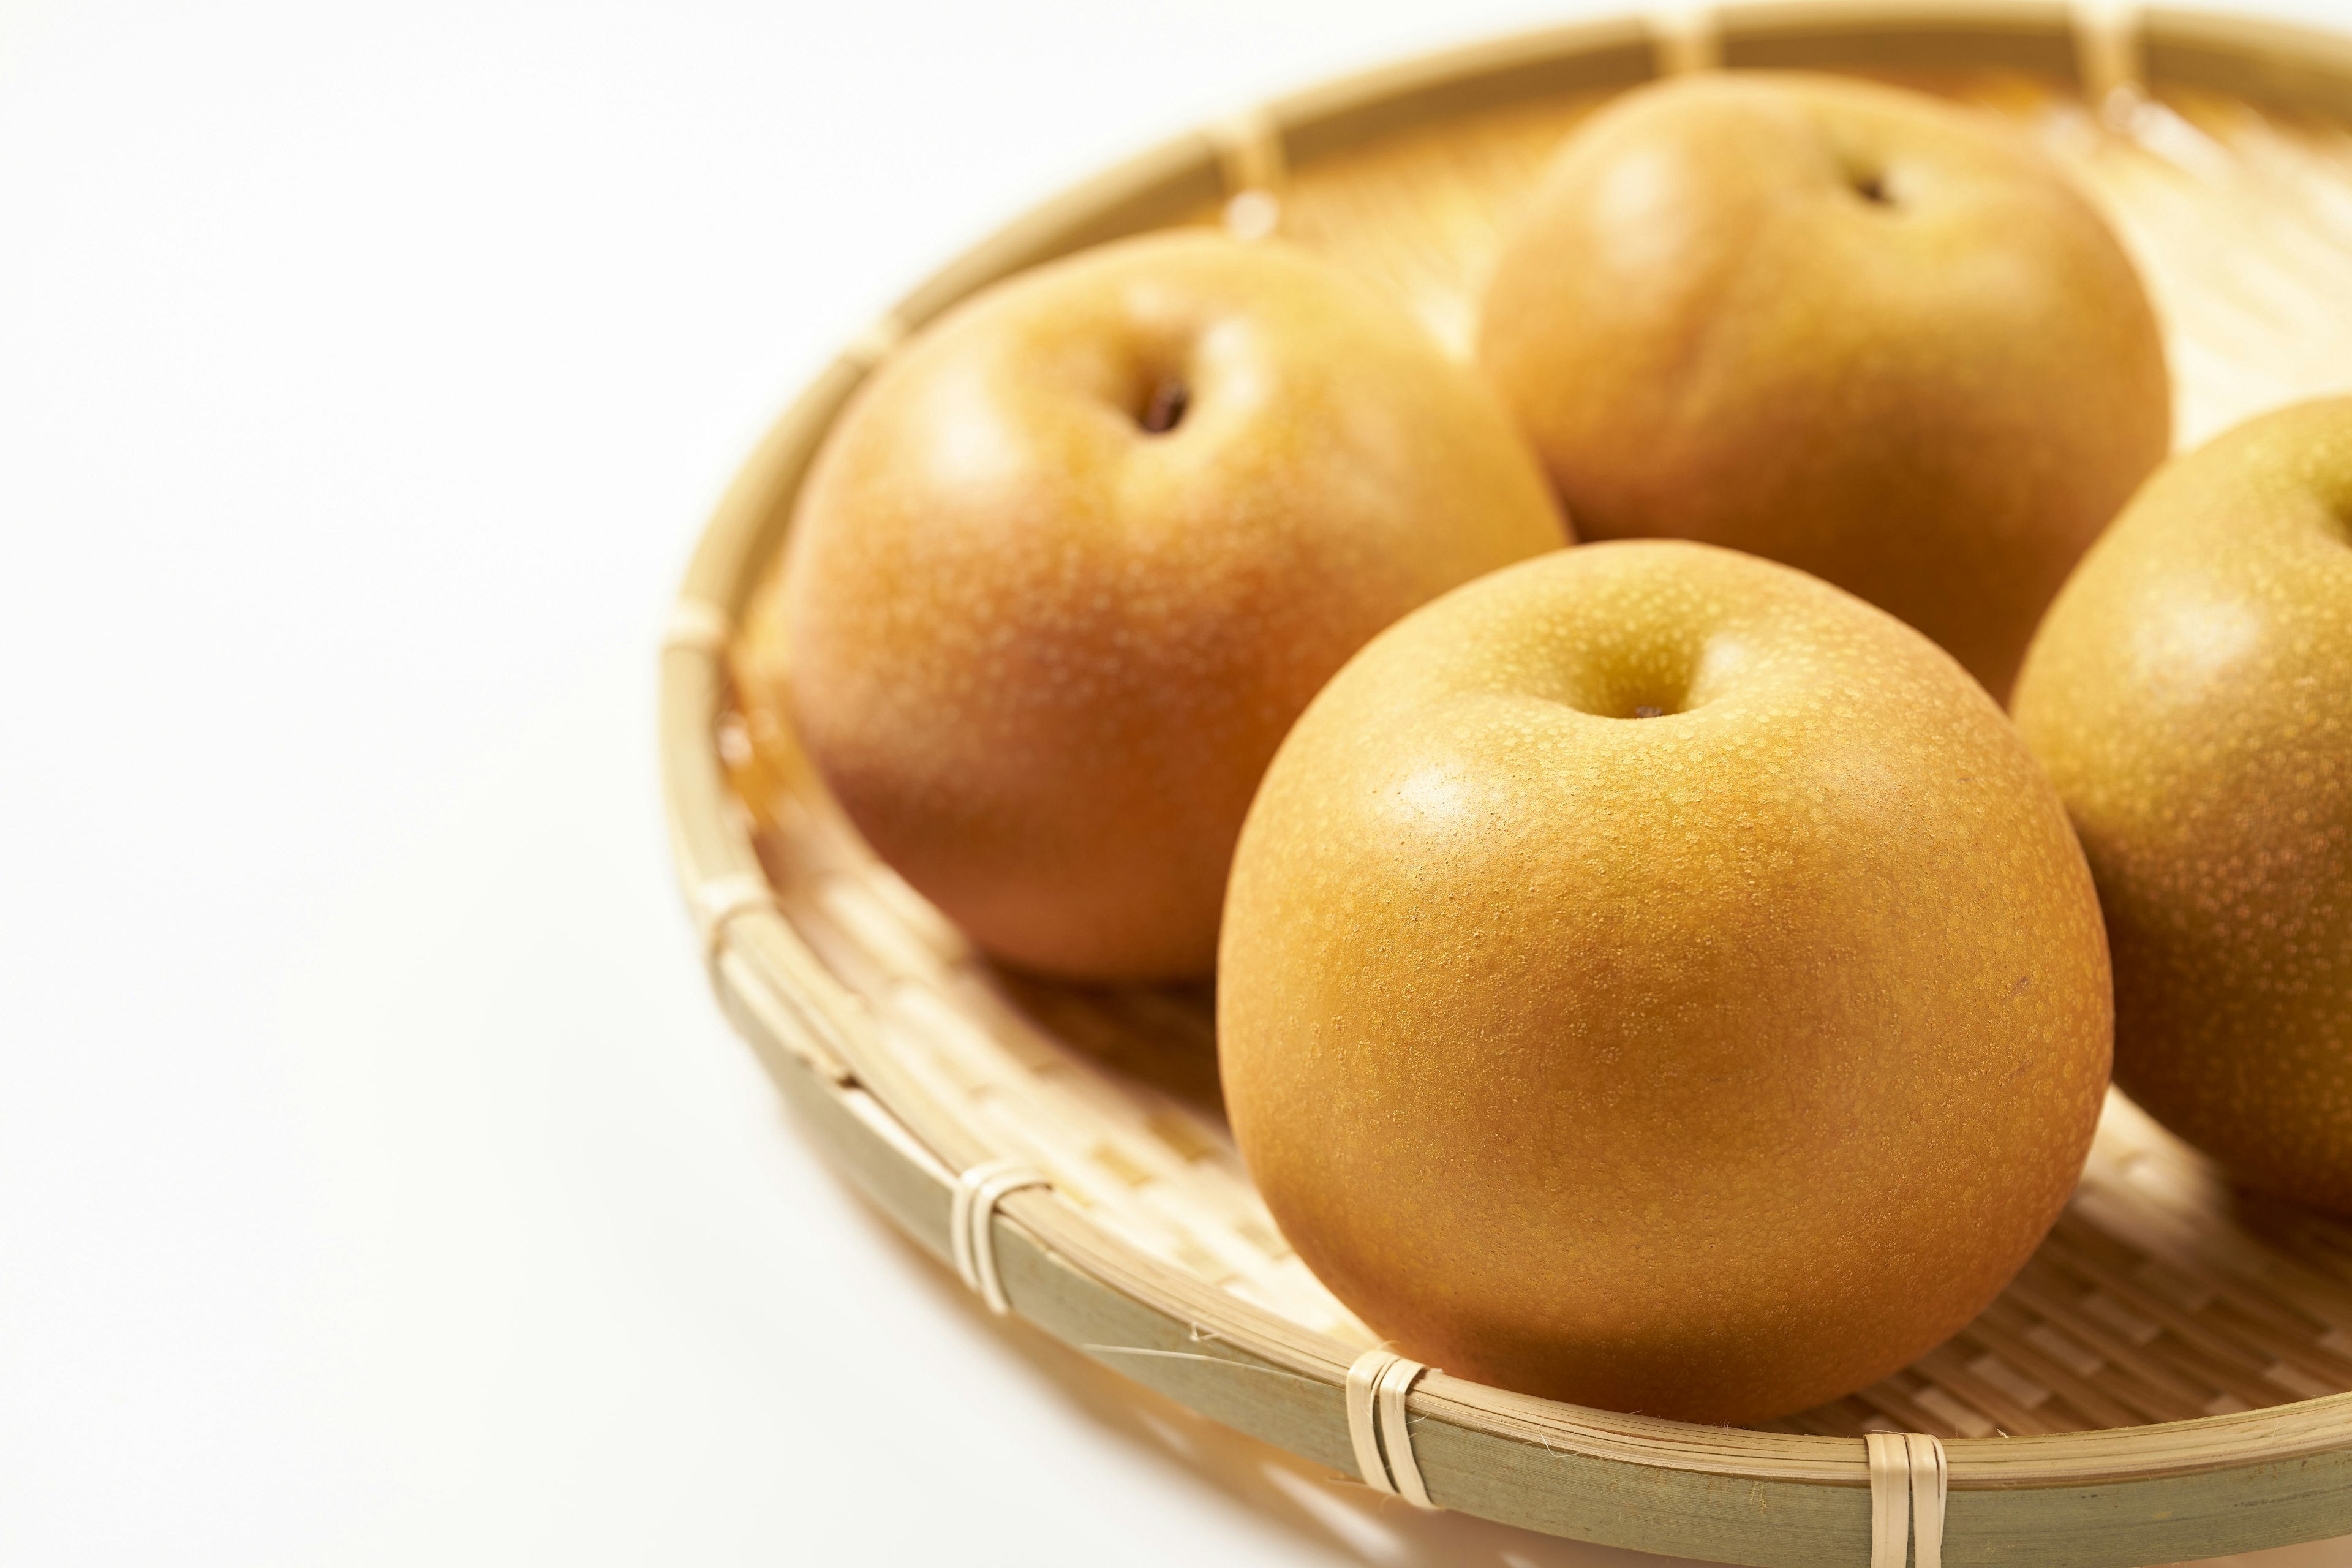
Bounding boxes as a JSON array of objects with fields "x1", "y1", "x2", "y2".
[
  {"x1": 1477, "y1": 72, "x2": 2170, "y2": 701},
  {"x1": 2013, "y1": 397, "x2": 2352, "y2": 1210},
  {"x1": 778, "y1": 232, "x2": 1567, "y2": 981},
  {"x1": 1221, "y1": 541, "x2": 2111, "y2": 1423}
]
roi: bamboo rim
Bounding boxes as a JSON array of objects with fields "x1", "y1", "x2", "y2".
[{"x1": 660, "y1": 7, "x2": 2352, "y2": 1564}]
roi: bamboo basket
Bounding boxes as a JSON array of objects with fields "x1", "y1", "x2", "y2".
[{"x1": 660, "y1": 6, "x2": 2352, "y2": 1563}]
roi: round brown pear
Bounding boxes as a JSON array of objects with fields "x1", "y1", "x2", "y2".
[
  {"x1": 2013, "y1": 398, "x2": 2352, "y2": 1210},
  {"x1": 1477, "y1": 72, "x2": 2170, "y2": 702},
  {"x1": 778, "y1": 232, "x2": 1567, "y2": 982},
  {"x1": 1220, "y1": 541, "x2": 2111, "y2": 1423}
]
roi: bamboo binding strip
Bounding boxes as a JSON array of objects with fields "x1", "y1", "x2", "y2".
[
  {"x1": 1344, "y1": 1350, "x2": 1441, "y2": 1510},
  {"x1": 1868, "y1": 1431, "x2": 1950, "y2": 1568},
  {"x1": 951, "y1": 1160, "x2": 1052, "y2": 1316},
  {"x1": 666, "y1": 5, "x2": 2352, "y2": 1564}
]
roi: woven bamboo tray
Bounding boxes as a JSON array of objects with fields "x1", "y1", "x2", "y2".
[{"x1": 660, "y1": 6, "x2": 2352, "y2": 1564}]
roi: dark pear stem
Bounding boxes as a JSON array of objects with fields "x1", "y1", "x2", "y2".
[{"x1": 1140, "y1": 377, "x2": 1190, "y2": 434}]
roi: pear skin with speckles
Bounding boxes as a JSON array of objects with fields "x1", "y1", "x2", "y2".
[
  {"x1": 1219, "y1": 540, "x2": 2112, "y2": 1425},
  {"x1": 780, "y1": 232, "x2": 1567, "y2": 983},
  {"x1": 1476, "y1": 72, "x2": 2170, "y2": 703},
  {"x1": 2013, "y1": 397, "x2": 2352, "y2": 1212}
]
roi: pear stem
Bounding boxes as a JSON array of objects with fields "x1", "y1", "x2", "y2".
[{"x1": 1140, "y1": 378, "x2": 1190, "y2": 434}]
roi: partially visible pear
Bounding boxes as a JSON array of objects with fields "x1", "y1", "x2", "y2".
[
  {"x1": 1477, "y1": 71, "x2": 2170, "y2": 701},
  {"x1": 2015, "y1": 397, "x2": 2352, "y2": 1210}
]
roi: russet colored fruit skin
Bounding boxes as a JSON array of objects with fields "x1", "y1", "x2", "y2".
[
  {"x1": 780, "y1": 232, "x2": 1568, "y2": 982},
  {"x1": 1476, "y1": 72, "x2": 2171, "y2": 703},
  {"x1": 1220, "y1": 541, "x2": 2111, "y2": 1425},
  {"x1": 2013, "y1": 398, "x2": 2352, "y2": 1212}
]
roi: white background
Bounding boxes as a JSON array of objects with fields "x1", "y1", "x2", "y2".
[{"x1": 8, "y1": 1, "x2": 2352, "y2": 1564}]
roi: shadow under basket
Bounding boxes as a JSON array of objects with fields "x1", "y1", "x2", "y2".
[{"x1": 659, "y1": 7, "x2": 2352, "y2": 1564}]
